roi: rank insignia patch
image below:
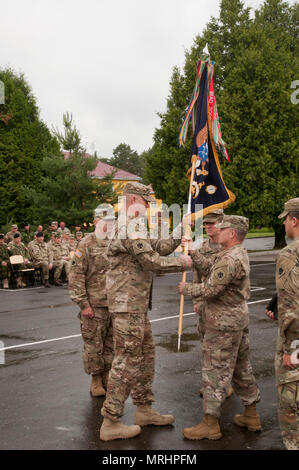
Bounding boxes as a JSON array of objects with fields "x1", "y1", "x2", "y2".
[{"x1": 217, "y1": 271, "x2": 224, "y2": 279}]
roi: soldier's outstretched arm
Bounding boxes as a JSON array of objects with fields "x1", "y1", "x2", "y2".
[
  {"x1": 190, "y1": 250, "x2": 214, "y2": 277},
  {"x1": 153, "y1": 222, "x2": 183, "y2": 256},
  {"x1": 124, "y1": 238, "x2": 191, "y2": 273}
]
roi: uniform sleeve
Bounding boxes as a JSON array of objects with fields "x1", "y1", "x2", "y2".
[
  {"x1": 276, "y1": 252, "x2": 299, "y2": 354},
  {"x1": 47, "y1": 246, "x2": 53, "y2": 265},
  {"x1": 190, "y1": 250, "x2": 214, "y2": 278},
  {"x1": 183, "y1": 256, "x2": 236, "y2": 299},
  {"x1": 68, "y1": 245, "x2": 90, "y2": 310},
  {"x1": 123, "y1": 238, "x2": 189, "y2": 274},
  {"x1": 153, "y1": 223, "x2": 182, "y2": 256}
]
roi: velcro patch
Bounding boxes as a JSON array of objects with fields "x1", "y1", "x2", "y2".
[{"x1": 131, "y1": 239, "x2": 152, "y2": 256}]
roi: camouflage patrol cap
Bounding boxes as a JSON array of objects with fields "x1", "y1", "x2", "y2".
[
  {"x1": 203, "y1": 208, "x2": 224, "y2": 223},
  {"x1": 278, "y1": 197, "x2": 299, "y2": 219},
  {"x1": 216, "y1": 215, "x2": 249, "y2": 233},
  {"x1": 75, "y1": 231, "x2": 83, "y2": 236},
  {"x1": 53, "y1": 232, "x2": 61, "y2": 238},
  {"x1": 12, "y1": 224, "x2": 18, "y2": 229},
  {"x1": 51, "y1": 221, "x2": 58, "y2": 227},
  {"x1": 123, "y1": 182, "x2": 155, "y2": 203}
]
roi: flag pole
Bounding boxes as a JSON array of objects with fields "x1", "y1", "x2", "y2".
[{"x1": 178, "y1": 155, "x2": 197, "y2": 352}]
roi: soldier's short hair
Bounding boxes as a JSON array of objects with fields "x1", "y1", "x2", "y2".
[
  {"x1": 288, "y1": 211, "x2": 299, "y2": 220},
  {"x1": 234, "y1": 229, "x2": 247, "y2": 242}
]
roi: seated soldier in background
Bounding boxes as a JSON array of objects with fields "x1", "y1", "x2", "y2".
[
  {"x1": 0, "y1": 234, "x2": 10, "y2": 288},
  {"x1": 8, "y1": 232, "x2": 33, "y2": 287},
  {"x1": 28, "y1": 232, "x2": 53, "y2": 288},
  {"x1": 75, "y1": 231, "x2": 83, "y2": 248},
  {"x1": 58, "y1": 221, "x2": 71, "y2": 234},
  {"x1": 20, "y1": 223, "x2": 33, "y2": 246},
  {"x1": 48, "y1": 232, "x2": 71, "y2": 285},
  {"x1": 5, "y1": 224, "x2": 19, "y2": 244}
]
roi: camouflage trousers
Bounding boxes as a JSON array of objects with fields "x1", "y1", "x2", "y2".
[
  {"x1": 53, "y1": 260, "x2": 71, "y2": 281},
  {"x1": 79, "y1": 307, "x2": 114, "y2": 376},
  {"x1": 0, "y1": 263, "x2": 10, "y2": 280},
  {"x1": 102, "y1": 310, "x2": 155, "y2": 421},
  {"x1": 277, "y1": 381, "x2": 299, "y2": 450},
  {"x1": 33, "y1": 261, "x2": 49, "y2": 280},
  {"x1": 203, "y1": 328, "x2": 260, "y2": 418}
]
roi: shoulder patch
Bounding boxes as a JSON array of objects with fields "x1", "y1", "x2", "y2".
[
  {"x1": 131, "y1": 239, "x2": 152, "y2": 256},
  {"x1": 75, "y1": 250, "x2": 82, "y2": 258}
]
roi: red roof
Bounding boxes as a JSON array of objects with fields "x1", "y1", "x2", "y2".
[{"x1": 62, "y1": 151, "x2": 141, "y2": 181}]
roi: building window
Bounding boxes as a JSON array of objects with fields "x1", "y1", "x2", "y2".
[
  {"x1": 151, "y1": 216, "x2": 157, "y2": 224},
  {"x1": 151, "y1": 201, "x2": 156, "y2": 208}
]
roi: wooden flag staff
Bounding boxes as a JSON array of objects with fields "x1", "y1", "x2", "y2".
[{"x1": 177, "y1": 154, "x2": 197, "y2": 352}]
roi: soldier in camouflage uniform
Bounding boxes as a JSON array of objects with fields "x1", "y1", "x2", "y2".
[
  {"x1": 5, "y1": 224, "x2": 19, "y2": 244},
  {"x1": 184, "y1": 209, "x2": 234, "y2": 399},
  {"x1": 69, "y1": 212, "x2": 115, "y2": 397},
  {"x1": 8, "y1": 233, "x2": 33, "y2": 287},
  {"x1": 20, "y1": 223, "x2": 34, "y2": 246},
  {"x1": 100, "y1": 182, "x2": 192, "y2": 442},
  {"x1": 74, "y1": 231, "x2": 83, "y2": 248},
  {"x1": 48, "y1": 232, "x2": 71, "y2": 286},
  {"x1": 180, "y1": 215, "x2": 260, "y2": 440},
  {"x1": 274, "y1": 198, "x2": 299, "y2": 450},
  {"x1": 28, "y1": 232, "x2": 53, "y2": 287},
  {"x1": 0, "y1": 234, "x2": 10, "y2": 288}
]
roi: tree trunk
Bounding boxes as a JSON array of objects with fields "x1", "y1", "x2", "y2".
[{"x1": 274, "y1": 226, "x2": 286, "y2": 250}]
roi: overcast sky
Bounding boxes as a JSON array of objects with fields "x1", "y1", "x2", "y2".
[{"x1": 2, "y1": 0, "x2": 268, "y2": 158}]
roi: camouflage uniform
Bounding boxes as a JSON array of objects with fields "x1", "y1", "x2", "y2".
[
  {"x1": 5, "y1": 230, "x2": 17, "y2": 244},
  {"x1": 20, "y1": 230, "x2": 34, "y2": 246},
  {"x1": 0, "y1": 242, "x2": 10, "y2": 280},
  {"x1": 8, "y1": 241, "x2": 33, "y2": 269},
  {"x1": 102, "y1": 216, "x2": 188, "y2": 421},
  {"x1": 48, "y1": 238, "x2": 71, "y2": 281},
  {"x1": 183, "y1": 242, "x2": 260, "y2": 418},
  {"x1": 28, "y1": 239, "x2": 53, "y2": 281},
  {"x1": 69, "y1": 233, "x2": 114, "y2": 377},
  {"x1": 275, "y1": 237, "x2": 299, "y2": 450},
  {"x1": 191, "y1": 239, "x2": 223, "y2": 341}
]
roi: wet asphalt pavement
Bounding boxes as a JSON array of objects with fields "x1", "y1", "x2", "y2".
[{"x1": 0, "y1": 246, "x2": 283, "y2": 451}]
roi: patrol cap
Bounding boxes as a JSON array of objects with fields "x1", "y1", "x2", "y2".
[
  {"x1": 123, "y1": 182, "x2": 155, "y2": 203},
  {"x1": 51, "y1": 221, "x2": 58, "y2": 227},
  {"x1": 36, "y1": 232, "x2": 44, "y2": 237},
  {"x1": 203, "y1": 209, "x2": 224, "y2": 223},
  {"x1": 0, "y1": 234, "x2": 4, "y2": 239},
  {"x1": 12, "y1": 224, "x2": 18, "y2": 229},
  {"x1": 13, "y1": 232, "x2": 21, "y2": 239},
  {"x1": 53, "y1": 232, "x2": 61, "y2": 238},
  {"x1": 278, "y1": 197, "x2": 299, "y2": 219},
  {"x1": 216, "y1": 215, "x2": 249, "y2": 233}
]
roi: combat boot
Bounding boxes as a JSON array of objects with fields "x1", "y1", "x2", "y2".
[
  {"x1": 90, "y1": 374, "x2": 106, "y2": 397},
  {"x1": 53, "y1": 280, "x2": 63, "y2": 286},
  {"x1": 44, "y1": 280, "x2": 51, "y2": 288},
  {"x1": 183, "y1": 414, "x2": 222, "y2": 440},
  {"x1": 234, "y1": 403, "x2": 261, "y2": 431},
  {"x1": 100, "y1": 418, "x2": 141, "y2": 441},
  {"x1": 134, "y1": 405, "x2": 174, "y2": 426},
  {"x1": 3, "y1": 279, "x2": 9, "y2": 289}
]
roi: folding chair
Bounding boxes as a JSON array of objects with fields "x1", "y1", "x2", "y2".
[{"x1": 9, "y1": 255, "x2": 36, "y2": 288}]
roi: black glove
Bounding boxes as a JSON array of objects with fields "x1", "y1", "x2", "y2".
[{"x1": 266, "y1": 294, "x2": 278, "y2": 320}]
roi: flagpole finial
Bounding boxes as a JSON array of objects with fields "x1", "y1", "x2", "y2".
[{"x1": 203, "y1": 43, "x2": 210, "y2": 56}]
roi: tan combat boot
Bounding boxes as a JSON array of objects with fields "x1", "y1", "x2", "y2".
[
  {"x1": 100, "y1": 418, "x2": 141, "y2": 441},
  {"x1": 90, "y1": 374, "x2": 106, "y2": 397},
  {"x1": 234, "y1": 403, "x2": 261, "y2": 431},
  {"x1": 3, "y1": 279, "x2": 9, "y2": 289},
  {"x1": 134, "y1": 405, "x2": 174, "y2": 426},
  {"x1": 183, "y1": 414, "x2": 222, "y2": 440}
]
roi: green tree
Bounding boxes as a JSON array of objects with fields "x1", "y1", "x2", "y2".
[
  {"x1": 145, "y1": 0, "x2": 298, "y2": 247},
  {"x1": 101, "y1": 143, "x2": 144, "y2": 177},
  {"x1": 219, "y1": 0, "x2": 298, "y2": 247},
  {"x1": 25, "y1": 113, "x2": 117, "y2": 227},
  {"x1": 0, "y1": 68, "x2": 60, "y2": 227}
]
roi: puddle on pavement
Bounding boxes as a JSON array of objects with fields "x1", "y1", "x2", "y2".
[
  {"x1": 155, "y1": 332, "x2": 199, "y2": 353},
  {"x1": 2, "y1": 348, "x2": 79, "y2": 367}
]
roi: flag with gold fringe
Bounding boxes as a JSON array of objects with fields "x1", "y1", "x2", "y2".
[{"x1": 179, "y1": 51, "x2": 235, "y2": 218}]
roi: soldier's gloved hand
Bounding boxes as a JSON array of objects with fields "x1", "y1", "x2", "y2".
[
  {"x1": 180, "y1": 254, "x2": 192, "y2": 268},
  {"x1": 82, "y1": 306, "x2": 95, "y2": 319},
  {"x1": 194, "y1": 303, "x2": 199, "y2": 314}
]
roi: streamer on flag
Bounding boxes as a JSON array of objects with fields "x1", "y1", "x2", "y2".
[{"x1": 179, "y1": 52, "x2": 235, "y2": 218}]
